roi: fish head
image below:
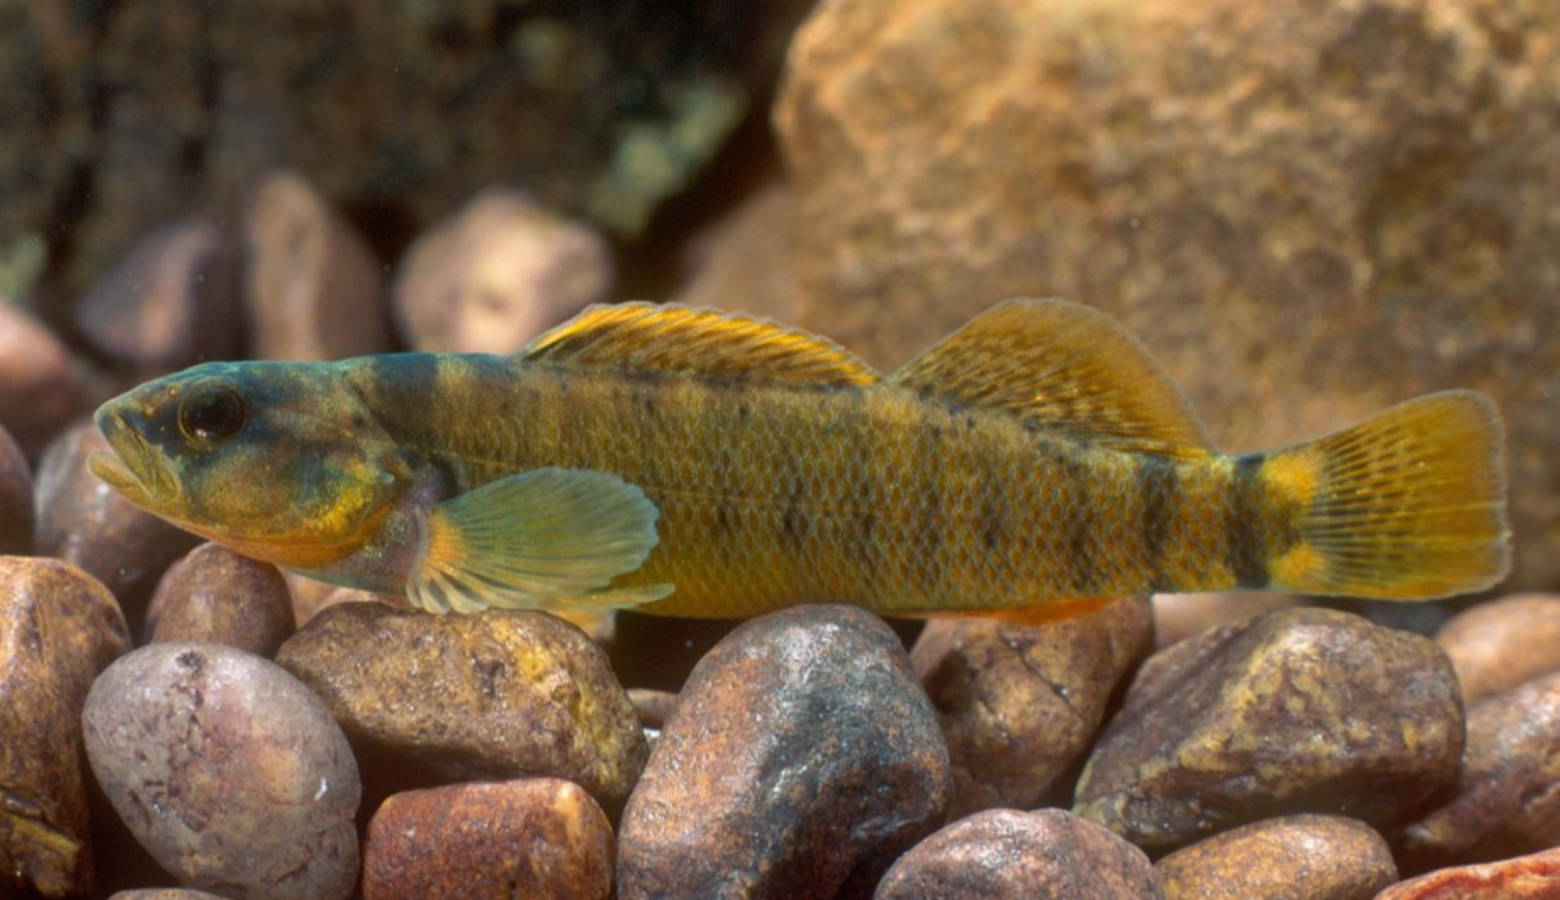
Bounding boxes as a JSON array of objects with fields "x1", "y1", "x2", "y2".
[{"x1": 89, "y1": 360, "x2": 412, "y2": 568}]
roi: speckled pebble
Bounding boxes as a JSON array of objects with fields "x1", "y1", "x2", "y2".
[
  {"x1": 82, "y1": 643, "x2": 360, "y2": 900},
  {"x1": 1074, "y1": 608, "x2": 1463, "y2": 850},
  {"x1": 875, "y1": 808, "x2": 1162, "y2": 899},
  {"x1": 363, "y1": 778, "x2": 612, "y2": 900},
  {"x1": 146, "y1": 543, "x2": 294, "y2": 655},
  {"x1": 108, "y1": 890, "x2": 229, "y2": 900},
  {"x1": 1436, "y1": 594, "x2": 1560, "y2": 705},
  {"x1": 1375, "y1": 845, "x2": 1560, "y2": 899},
  {"x1": 1154, "y1": 815, "x2": 1397, "y2": 900},
  {"x1": 617, "y1": 605, "x2": 951, "y2": 900}
]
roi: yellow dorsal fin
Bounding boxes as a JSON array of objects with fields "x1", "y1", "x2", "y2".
[
  {"x1": 522, "y1": 302, "x2": 879, "y2": 387},
  {"x1": 891, "y1": 298, "x2": 1213, "y2": 458}
]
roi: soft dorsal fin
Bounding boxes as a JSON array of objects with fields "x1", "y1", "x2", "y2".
[
  {"x1": 892, "y1": 298, "x2": 1214, "y2": 458},
  {"x1": 522, "y1": 302, "x2": 878, "y2": 387}
]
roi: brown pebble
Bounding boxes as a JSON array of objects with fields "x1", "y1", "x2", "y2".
[
  {"x1": 670, "y1": 183, "x2": 799, "y2": 324},
  {"x1": 32, "y1": 423, "x2": 200, "y2": 619},
  {"x1": 0, "y1": 557, "x2": 129, "y2": 898},
  {"x1": 1074, "y1": 608, "x2": 1464, "y2": 850},
  {"x1": 875, "y1": 807, "x2": 1162, "y2": 899},
  {"x1": 627, "y1": 687, "x2": 678, "y2": 730},
  {"x1": 0, "y1": 424, "x2": 32, "y2": 553},
  {"x1": 276, "y1": 603, "x2": 646, "y2": 809},
  {"x1": 912, "y1": 596, "x2": 1152, "y2": 816},
  {"x1": 617, "y1": 605, "x2": 950, "y2": 899},
  {"x1": 1436, "y1": 594, "x2": 1560, "y2": 704},
  {"x1": 1399, "y1": 670, "x2": 1560, "y2": 870},
  {"x1": 245, "y1": 170, "x2": 391, "y2": 360},
  {"x1": 0, "y1": 303, "x2": 87, "y2": 456},
  {"x1": 394, "y1": 188, "x2": 612, "y2": 353},
  {"x1": 1151, "y1": 591, "x2": 1304, "y2": 649},
  {"x1": 1375, "y1": 845, "x2": 1560, "y2": 899},
  {"x1": 145, "y1": 542, "x2": 294, "y2": 656},
  {"x1": 75, "y1": 220, "x2": 241, "y2": 374},
  {"x1": 108, "y1": 891, "x2": 229, "y2": 899},
  {"x1": 1154, "y1": 815, "x2": 1397, "y2": 900},
  {"x1": 83, "y1": 643, "x2": 360, "y2": 900},
  {"x1": 363, "y1": 778, "x2": 612, "y2": 900}
]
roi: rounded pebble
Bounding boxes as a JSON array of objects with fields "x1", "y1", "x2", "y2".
[
  {"x1": 1073, "y1": 608, "x2": 1464, "y2": 850},
  {"x1": 1151, "y1": 591, "x2": 1303, "y2": 649},
  {"x1": 1436, "y1": 594, "x2": 1560, "y2": 704},
  {"x1": 626, "y1": 687, "x2": 678, "y2": 730},
  {"x1": 1154, "y1": 814, "x2": 1397, "y2": 900},
  {"x1": 145, "y1": 542, "x2": 294, "y2": 656},
  {"x1": 617, "y1": 604, "x2": 951, "y2": 899},
  {"x1": 109, "y1": 891, "x2": 229, "y2": 900},
  {"x1": 363, "y1": 778, "x2": 612, "y2": 900},
  {"x1": 0, "y1": 424, "x2": 32, "y2": 553},
  {"x1": 82, "y1": 642, "x2": 360, "y2": 900},
  {"x1": 875, "y1": 808, "x2": 1161, "y2": 899},
  {"x1": 1376, "y1": 845, "x2": 1560, "y2": 899},
  {"x1": 0, "y1": 303, "x2": 86, "y2": 455}
]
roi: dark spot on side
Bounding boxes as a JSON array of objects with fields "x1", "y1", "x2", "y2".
[
  {"x1": 1060, "y1": 448, "x2": 1096, "y2": 594},
  {"x1": 1139, "y1": 454, "x2": 1177, "y2": 592},
  {"x1": 781, "y1": 479, "x2": 810, "y2": 552},
  {"x1": 1228, "y1": 453, "x2": 1270, "y2": 589},
  {"x1": 176, "y1": 650, "x2": 204, "y2": 672},
  {"x1": 474, "y1": 658, "x2": 505, "y2": 700},
  {"x1": 714, "y1": 500, "x2": 737, "y2": 538}
]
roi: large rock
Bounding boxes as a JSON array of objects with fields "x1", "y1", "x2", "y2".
[{"x1": 776, "y1": 0, "x2": 1560, "y2": 590}]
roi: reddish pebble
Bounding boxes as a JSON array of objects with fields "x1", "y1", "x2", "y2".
[
  {"x1": 0, "y1": 303, "x2": 86, "y2": 455},
  {"x1": 146, "y1": 542, "x2": 294, "y2": 656},
  {"x1": 1375, "y1": 845, "x2": 1560, "y2": 898}
]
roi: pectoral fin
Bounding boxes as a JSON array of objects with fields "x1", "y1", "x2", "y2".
[{"x1": 407, "y1": 467, "x2": 673, "y2": 615}]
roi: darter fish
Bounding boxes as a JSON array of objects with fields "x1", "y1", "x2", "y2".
[{"x1": 88, "y1": 299, "x2": 1510, "y2": 618}]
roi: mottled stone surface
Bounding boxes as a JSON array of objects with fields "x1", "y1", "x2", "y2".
[
  {"x1": 0, "y1": 425, "x2": 31, "y2": 553},
  {"x1": 394, "y1": 189, "x2": 613, "y2": 354},
  {"x1": 75, "y1": 221, "x2": 240, "y2": 375},
  {"x1": 1399, "y1": 670, "x2": 1560, "y2": 871},
  {"x1": 109, "y1": 891, "x2": 229, "y2": 900},
  {"x1": 1074, "y1": 608, "x2": 1463, "y2": 850},
  {"x1": 32, "y1": 423, "x2": 200, "y2": 616},
  {"x1": 912, "y1": 596, "x2": 1152, "y2": 815},
  {"x1": 1376, "y1": 845, "x2": 1560, "y2": 899},
  {"x1": 145, "y1": 543, "x2": 294, "y2": 656},
  {"x1": 1154, "y1": 815, "x2": 1397, "y2": 900},
  {"x1": 0, "y1": 304, "x2": 86, "y2": 456},
  {"x1": 0, "y1": 557, "x2": 129, "y2": 898},
  {"x1": 276, "y1": 603, "x2": 645, "y2": 809},
  {"x1": 83, "y1": 643, "x2": 360, "y2": 900},
  {"x1": 875, "y1": 808, "x2": 1162, "y2": 900},
  {"x1": 617, "y1": 605, "x2": 951, "y2": 900},
  {"x1": 669, "y1": 183, "x2": 800, "y2": 324},
  {"x1": 1152, "y1": 592, "x2": 1304, "y2": 650},
  {"x1": 776, "y1": 0, "x2": 1560, "y2": 591},
  {"x1": 244, "y1": 171, "x2": 391, "y2": 361},
  {"x1": 1437, "y1": 594, "x2": 1560, "y2": 704},
  {"x1": 363, "y1": 778, "x2": 612, "y2": 900}
]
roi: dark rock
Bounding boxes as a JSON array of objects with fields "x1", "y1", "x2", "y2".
[
  {"x1": 0, "y1": 425, "x2": 31, "y2": 553},
  {"x1": 394, "y1": 189, "x2": 613, "y2": 354},
  {"x1": 275, "y1": 603, "x2": 645, "y2": 809},
  {"x1": 362, "y1": 778, "x2": 612, "y2": 900},
  {"x1": 911, "y1": 595, "x2": 1152, "y2": 816},
  {"x1": 617, "y1": 604, "x2": 951, "y2": 899},
  {"x1": 1154, "y1": 814, "x2": 1397, "y2": 900},
  {"x1": 0, "y1": 304, "x2": 86, "y2": 457},
  {"x1": 145, "y1": 542, "x2": 294, "y2": 656},
  {"x1": 1399, "y1": 670, "x2": 1560, "y2": 870},
  {"x1": 32, "y1": 423, "x2": 200, "y2": 620},
  {"x1": 1436, "y1": 593, "x2": 1560, "y2": 704},
  {"x1": 0, "y1": 557, "x2": 129, "y2": 898},
  {"x1": 1376, "y1": 845, "x2": 1560, "y2": 899},
  {"x1": 75, "y1": 221, "x2": 241, "y2": 375},
  {"x1": 1073, "y1": 608, "x2": 1463, "y2": 850},
  {"x1": 875, "y1": 807, "x2": 1161, "y2": 899},
  {"x1": 82, "y1": 642, "x2": 359, "y2": 900}
]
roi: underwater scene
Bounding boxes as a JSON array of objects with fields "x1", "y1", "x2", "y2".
[{"x1": 1, "y1": 1, "x2": 1557, "y2": 897}]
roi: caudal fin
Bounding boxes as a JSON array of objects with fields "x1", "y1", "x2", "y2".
[{"x1": 1263, "y1": 390, "x2": 1509, "y2": 600}]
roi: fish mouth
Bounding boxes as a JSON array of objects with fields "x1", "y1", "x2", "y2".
[{"x1": 88, "y1": 409, "x2": 177, "y2": 508}]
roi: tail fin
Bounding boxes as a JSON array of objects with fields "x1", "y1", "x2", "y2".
[{"x1": 1264, "y1": 390, "x2": 1509, "y2": 600}]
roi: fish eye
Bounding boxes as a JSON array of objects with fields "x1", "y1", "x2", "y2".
[{"x1": 177, "y1": 383, "x2": 248, "y2": 445}]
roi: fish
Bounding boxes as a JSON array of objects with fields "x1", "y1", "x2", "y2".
[{"x1": 87, "y1": 298, "x2": 1510, "y2": 618}]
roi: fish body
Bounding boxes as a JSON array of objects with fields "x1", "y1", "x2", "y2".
[{"x1": 89, "y1": 299, "x2": 1510, "y2": 617}]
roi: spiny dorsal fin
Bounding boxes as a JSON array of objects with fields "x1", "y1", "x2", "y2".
[
  {"x1": 892, "y1": 298, "x2": 1213, "y2": 458},
  {"x1": 522, "y1": 302, "x2": 878, "y2": 387}
]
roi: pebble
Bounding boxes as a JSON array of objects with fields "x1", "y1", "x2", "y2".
[
  {"x1": 1073, "y1": 608, "x2": 1464, "y2": 850},
  {"x1": 394, "y1": 188, "x2": 613, "y2": 353},
  {"x1": 275, "y1": 603, "x2": 646, "y2": 809},
  {"x1": 0, "y1": 557, "x2": 129, "y2": 898},
  {"x1": 669, "y1": 183, "x2": 799, "y2": 324},
  {"x1": 82, "y1": 642, "x2": 360, "y2": 900},
  {"x1": 0, "y1": 303, "x2": 86, "y2": 456},
  {"x1": 0, "y1": 424, "x2": 31, "y2": 553},
  {"x1": 617, "y1": 605, "x2": 951, "y2": 899},
  {"x1": 244, "y1": 170, "x2": 391, "y2": 360},
  {"x1": 74, "y1": 220, "x2": 241, "y2": 375},
  {"x1": 362, "y1": 778, "x2": 613, "y2": 900},
  {"x1": 627, "y1": 687, "x2": 678, "y2": 730},
  {"x1": 145, "y1": 542, "x2": 295, "y2": 656},
  {"x1": 32, "y1": 423, "x2": 200, "y2": 619},
  {"x1": 1399, "y1": 670, "x2": 1560, "y2": 871},
  {"x1": 1436, "y1": 594, "x2": 1560, "y2": 704},
  {"x1": 874, "y1": 808, "x2": 1161, "y2": 899},
  {"x1": 1151, "y1": 591, "x2": 1303, "y2": 649},
  {"x1": 1375, "y1": 845, "x2": 1560, "y2": 899},
  {"x1": 912, "y1": 596, "x2": 1152, "y2": 815},
  {"x1": 1153, "y1": 814, "x2": 1397, "y2": 900},
  {"x1": 108, "y1": 891, "x2": 229, "y2": 900}
]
